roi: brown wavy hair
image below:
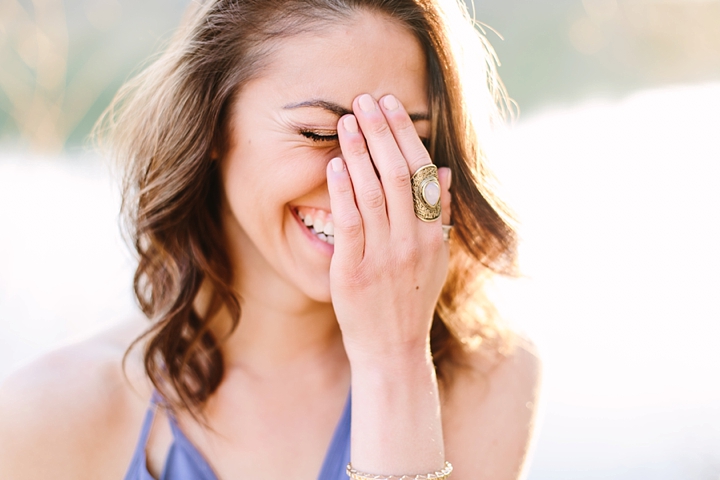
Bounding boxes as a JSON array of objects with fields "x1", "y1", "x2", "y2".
[{"x1": 95, "y1": 0, "x2": 518, "y2": 413}]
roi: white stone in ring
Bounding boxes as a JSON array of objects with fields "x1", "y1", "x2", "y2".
[{"x1": 422, "y1": 180, "x2": 441, "y2": 206}]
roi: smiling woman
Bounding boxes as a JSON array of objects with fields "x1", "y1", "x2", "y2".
[
  {"x1": 0, "y1": 1, "x2": 541, "y2": 480},
  {"x1": 221, "y1": 14, "x2": 432, "y2": 302}
]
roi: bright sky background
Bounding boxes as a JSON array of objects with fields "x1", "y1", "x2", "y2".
[{"x1": 1, "y1": 82, "x2": 718, "y2": 479}]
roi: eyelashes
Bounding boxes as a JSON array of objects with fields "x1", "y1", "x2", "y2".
[
  {"x1": 300, "y1": 129, "x2": 339, "y2": 143},
  {"x1": 299, "y1": 129, "x2": 431, "y2": 149}
]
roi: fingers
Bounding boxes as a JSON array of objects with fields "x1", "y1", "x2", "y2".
[
  {"x1": 337, "y1": 113, "x2": 390, "y2": 244},
  {"x1": 372, "y1": 94, "x2": 447, "y2": 245},
  {"x1": 377, "y1": 94, "x2": 432, "y2": 178},
  {"x1": 350, "y1": 94, "x2": 415, "y2": 229},
  {"x1": 335, "y1": 93, "x2": 447, "y2": 254},
  {"x1": 326, "y1": 157, "x2": 365, "y2": 266},
  {"x1": 438, "y1": 167, "x2": 452, "y2": 227}
]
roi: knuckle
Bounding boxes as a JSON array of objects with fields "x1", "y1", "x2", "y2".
[
  {"x1": 345, "y1": 269, "x2": 372, "y2": 288},
  {"x1": 360, "y1": 186, "x2": 385, "y2": 210},
  {"x1": 344, "y1": 223, "x2": 364, "y2": 241},
  {"x1": 347, "y1": 138, "x2": 368, "y2": 158},
  {"x1": 333, "y1": 176, "x2": 354, "y2": 195},
  {"x1": 412, "y1": 146, "x2": 432, "y2": 166},
  {"x1": 387, "y1": 165, "x2": 411, "y2": 190},
  {"x1": 368, "y1": 118, "x2": 392, "y2": 137},
  {"x1": 336, "y1": 211, "x2": 363, "y2": 234},
  {"x1": 397, "y1": 242, "x2": 420, "y2": 264},
  {"x1": 393, "y1": 115, "x2": 416, "y2": 134}
]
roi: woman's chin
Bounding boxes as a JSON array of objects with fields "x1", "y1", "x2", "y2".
[{"x1": 299, "y1": 278, "x2": 333, "y2": 305}]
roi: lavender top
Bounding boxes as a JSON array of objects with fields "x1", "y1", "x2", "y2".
[{"x1": 123, "y1": 393, "x2": 351, "y2": 480}]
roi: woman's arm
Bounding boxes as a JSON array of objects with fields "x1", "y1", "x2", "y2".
[{"x1": 327, "y1": 93, "x2": 451, "y2": 476}]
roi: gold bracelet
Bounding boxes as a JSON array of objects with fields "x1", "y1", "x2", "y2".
[{"x1": 346, "y1": 461, "x2": 453, "y2": 480}]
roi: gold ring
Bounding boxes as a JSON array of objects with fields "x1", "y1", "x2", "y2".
[
  {"x1": 411, "y1": 164, "x2": 441, "y2": 222},
  {"x1": 442, "y1": 224, "x2": 453, "y2": 242}
]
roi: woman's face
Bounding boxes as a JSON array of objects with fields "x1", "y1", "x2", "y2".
[{"x1": 221, "y1": 11, "x2": 430, "y2": 303}]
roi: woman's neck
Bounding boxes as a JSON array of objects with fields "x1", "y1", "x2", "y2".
[{"x1": 196, "y1": 269, "x2": 345, "y2": 380}]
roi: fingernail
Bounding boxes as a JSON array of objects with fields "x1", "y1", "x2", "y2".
[
  {"x1": 382, "y1": 95, "x2": 399, "y2": 111},
  {"x1": 343, "y1": 115, "x2": 358, "y2": 133},
  {"x1": 331, "y1": 157, "x2": 345, "y2": 172},
  {"x1": 358, "y1": 94, "x2": 375, "y2": 112}
]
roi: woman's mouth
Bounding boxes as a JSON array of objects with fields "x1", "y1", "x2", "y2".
[{"x1": 295, "y1": 207, "x2": 335, "y2": 245}]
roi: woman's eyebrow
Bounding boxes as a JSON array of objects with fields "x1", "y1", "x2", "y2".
[{"x1": 283, "y1": 99, "x2": 430, "y2": 122}]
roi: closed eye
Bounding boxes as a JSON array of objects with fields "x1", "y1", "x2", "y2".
[
  {"x1": 300, "y1": 129, "x2": 338, "y2": 143},
  {"x1": 301, "y1": 129, "x2": 430, "y2": 150}
]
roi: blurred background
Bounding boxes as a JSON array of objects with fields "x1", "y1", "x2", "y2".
[{"x1": 1, "y1": 0, "x2": 719, "y2": 478}]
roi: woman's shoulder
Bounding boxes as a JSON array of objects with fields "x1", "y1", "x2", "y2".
[
  {"x1": 443, "y1": 334, "x2": 543, "y2": 480},
  {"x1": 0, "y1": 318, "x2": 153, "y2": 480}
]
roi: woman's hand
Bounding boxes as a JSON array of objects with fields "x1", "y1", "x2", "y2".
[
  {"x1": 326, "y1": 93, "x2": 451, "y2": 474},
  {"x1": 326, "y1": 93, "x2": 452, "y2": 365}
]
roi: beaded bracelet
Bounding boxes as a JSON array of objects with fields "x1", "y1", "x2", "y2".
[{"x1": 346, "y1": 461, "x2": 453, "y2": 480}]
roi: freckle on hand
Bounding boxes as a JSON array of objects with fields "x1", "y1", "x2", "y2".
[{"x1": 416, "y1": 286, "x2": 419, "y2": 290}]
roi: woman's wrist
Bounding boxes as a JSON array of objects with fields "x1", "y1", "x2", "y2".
[
  {"x1": 342, "y1": 326, "x2": 433, "y2": 370},
  {"x1": 350, "y1": 353, "x2": 437, "y2": 396},
  {"x1": 346, "y1": 344, "x2": 435, "y2": 383},
  {"x1": 347, "y1": 338, "x2": 445, "y2": 475}
]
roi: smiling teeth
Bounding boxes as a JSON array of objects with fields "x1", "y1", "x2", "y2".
[
  {"x1": 309, "y1": 226, "x2": 335, "y2": 244},
  {"x1": 297, "y1": 207, "x2": 335, "y2": 244}
]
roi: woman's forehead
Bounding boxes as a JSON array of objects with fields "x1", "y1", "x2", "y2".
[{"x1": 246, "y1": 10, "x2": 429, "y2": 113}]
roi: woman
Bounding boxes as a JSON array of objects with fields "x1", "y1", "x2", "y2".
[{"x1": 0, "y1": 0, "x2": 541, "y2": 478}]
